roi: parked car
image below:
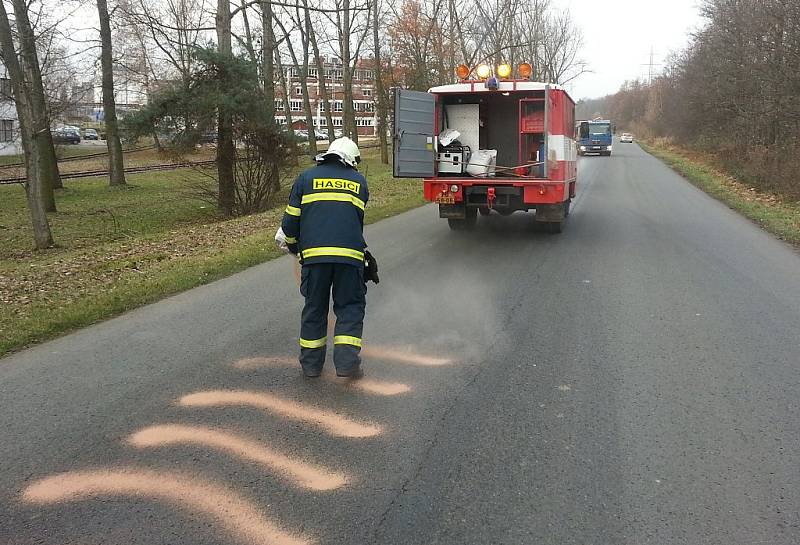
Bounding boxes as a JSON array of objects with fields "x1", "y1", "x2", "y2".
[
  {"x1": 620, "y1": 132, "x2": 634, "y2": 143},
  {"x1": 313, "y1": 130, "x2": 328, "y2": 141},
  {"x1": 293, "y1": 129, "x2": 309, "y2": 142},
  {"x1": 52, "y1": 128, "x2": 81, "y2": 145},
  {"x1": 83, "y1": 128, "x2": 99, "y2": 140}
]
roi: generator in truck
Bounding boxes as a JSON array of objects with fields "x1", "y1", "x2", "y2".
[{"x1": 392, "y1": 62, "x2": 577, "y2": 232}]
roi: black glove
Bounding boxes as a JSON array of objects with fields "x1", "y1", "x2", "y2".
[{"x1": 364, "y1": 250, "x2": 379, "y2": 284}]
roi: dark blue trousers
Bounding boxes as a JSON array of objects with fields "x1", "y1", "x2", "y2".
[{"x1": 299, "y1": 263, "x2": 366, "y2": 374}]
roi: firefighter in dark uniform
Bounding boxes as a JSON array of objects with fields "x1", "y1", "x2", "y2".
[{"x1": 276, "y1": 137, "x2": 375, "y2": 379}]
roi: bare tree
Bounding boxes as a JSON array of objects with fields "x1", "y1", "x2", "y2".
[
  {"x1": 304, "y1": 0, "x2": 335, "y2": 140},
  {"x1": 326, "y1": 0, "x2": 371, "y2": 144},
  {"x1": 0, "y1": 0, "x2": 62, "y2": 214},
  {"x1": 97, "y1": 0, "x2": 127, "y2": 186},
  {"x1": 216, "y1": 0, "x2": 236, "y2": 215},
  {"x1": 371, "y1": 0, "x2": 388, "y2": 162},
  {"x1": 0, "y1": 1, "x2": 53, "y2": 248},
  {"x1": 274, "y1": 8, "x2": 318, "y2": 155}
]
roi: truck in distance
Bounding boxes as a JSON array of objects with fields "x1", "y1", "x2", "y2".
[{"x1": 576, "y1": 119, "x2": 613, "y2": 156}]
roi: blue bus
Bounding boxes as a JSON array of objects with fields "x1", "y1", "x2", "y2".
[{"x1": 576, "y1": 119, "x2": 613, "y2": 156}]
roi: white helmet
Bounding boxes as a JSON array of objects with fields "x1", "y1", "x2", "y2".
[{"x1": 316, "y1": 136, "x2": 361, "y2": 168}]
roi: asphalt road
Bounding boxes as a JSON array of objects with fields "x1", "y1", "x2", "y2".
[{"x1": 2, "y1": 140, "x2": 800, "y2": 545}]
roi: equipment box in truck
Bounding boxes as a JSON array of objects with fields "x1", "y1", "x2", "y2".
[{"x1": 393, "y1": 67, "x2": 577, "y2": 232}]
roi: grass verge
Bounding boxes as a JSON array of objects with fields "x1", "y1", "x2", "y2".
[
  {"x1": 0, "y1": 149, "x2": 424, "y2": 357},
  {"x1": 640, "y1": 139, "x2": 800, "y2": 246}
]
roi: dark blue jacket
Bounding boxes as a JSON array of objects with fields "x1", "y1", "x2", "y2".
[{"x1": 281, "y1": 160, "x2": 369, "y2": 266}]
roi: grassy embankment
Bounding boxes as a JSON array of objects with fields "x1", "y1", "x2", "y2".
[
  {"x1": 640, "y1": 139, "x2": 800, "y2": 246},
  {"x1": 0, "y1": 148, "x2": 424, "y2": 356}
]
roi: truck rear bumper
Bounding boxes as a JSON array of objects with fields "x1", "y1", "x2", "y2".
[{"x1": 424, "y1": 178, "x2": 573, "y2": 207}]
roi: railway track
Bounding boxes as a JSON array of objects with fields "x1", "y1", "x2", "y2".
[
  {"x1": 0, "y1": 141, "x2": 385, "y2": 185},
  {"x1": 0, "y1": 160, "x2": 215, "y2": 185},
  {"x1": 0, "y1": 145, "x2": 156, "y2": 170}
]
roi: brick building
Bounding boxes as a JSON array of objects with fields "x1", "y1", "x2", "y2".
[{"x1": 275, "y1": 56, "x2": 377, "y2": 136}]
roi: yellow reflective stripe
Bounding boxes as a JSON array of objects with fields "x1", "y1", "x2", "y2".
[
  {"x1": 285, "y1": 205, "x2": 301, "y2": 217},
  {"x1": 301, "y1": 192, "x2": 365, "y2": 211},
  {"x1": 301, "y1": 247, "x2": 365, "y2": 261},
  {"x1": 299, "y1": 336, "x2": 327, "y2": 349},
  {"x1": 334, "y1": 335, "x2": 362, "y2": 347},
  {"x1": 284, "y1": 235, "x2": 297, "y2": 244}
]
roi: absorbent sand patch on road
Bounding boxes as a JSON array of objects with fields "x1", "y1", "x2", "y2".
[
  {"x1": 361, "y1": 345, "x2": 455, "y2": 366},
  {"x1": 231, "y1": 356, "x2": 411, "y2": 396},
  {"x1": 128, "y1": 424, "x2": 348, "y2": 490},
  {"x1": 22, "y1": 467, "x2": 311, "y2": 545},
  {"x1": 179, "y1": 390, "x2": 382, "y2": 438}
]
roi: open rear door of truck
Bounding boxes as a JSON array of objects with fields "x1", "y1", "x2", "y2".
[{"x1": 393, "y1": 89, "x2": 435, "y2": 178}]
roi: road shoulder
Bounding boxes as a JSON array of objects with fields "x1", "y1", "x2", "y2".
[{"x1": 640, "y1": 140, "x2": 800, "y2": 248}]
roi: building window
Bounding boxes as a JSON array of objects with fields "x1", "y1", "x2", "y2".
[
  {"x1": 356, "y1": 118, "x2": 374, "y2": 127},
  {"x1": 308, "y1": 68, "x2": 318, "y2": 79},
  {"x1": 362, "y1": 88, "x2": 372, "y2": 97},
  {"x1": 317, "y1": 117, "x2": 327, "y2": 127},
  {"x1": 290, "y1": 100, "x2": 303, "y2": 112},
  {"x1": 0, "y1": 119, "x2": 13, "y2": 142},
  {"x1": 332, "y1": 117, "x2": 343, "y2": 127},
  {"x1": 294, "y1": 87, "x2": 302, "y2": 95},
  {"x1": 274, "y1": 100, "x2": 284, "y2": 110},
  {"x1": 354, "y1": 102, "x2": 375, "y2": 113},
  {"x1": 333, "y1": 101, "x2": 343, "y2": 112}
]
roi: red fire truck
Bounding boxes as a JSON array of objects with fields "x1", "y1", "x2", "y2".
[{"x1": 392, "y1": 63, "x2": 577, "y2": 232}]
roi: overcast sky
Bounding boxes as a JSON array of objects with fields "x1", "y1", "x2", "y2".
[{"x1": 557, "y1": 0, "x2": 706, "y2": 100}]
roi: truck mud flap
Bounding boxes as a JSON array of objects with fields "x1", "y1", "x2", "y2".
[
  {"x1": 535, "y1": 203, "x2": 567, "y2": 222},
  {"x1": 439, "y1": 204, "x2": 466, "y2": 219}
]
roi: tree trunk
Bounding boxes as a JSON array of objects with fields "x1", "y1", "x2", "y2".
[
  {"x1": 298, "y1": 16, "x2": 317, "y2": 156},
  {"x1": 11, "y1": 0, "x2": 61, "y2": 209},
  {"x1": 97, "y1": 0, "x2": 127, "y2": 186},
  {"x1": 260, "y1": 1, "x2": 280, "y2": 193},
  {"x1": 44, "y1": 130, "x2": 62, "y2": 190},
  {"x1": 24, "y1": 141, "x2": 54, "y2": 248},
  {"x1": 275, "y1": 14, "x2": 316, "y2": 157},
  {"x1": 216, "y1": 0, "x2": 236, "y2": 216},
  {"x1": 340, "y1": 0, "x2": 357, "y2": 144},
  {"x1": 305, "y1": 1, "x2": 335, "y2": 140},
  {"x1": 372, "y1": 0, "x2": 388, "y2": 163},
  {"x1": 261, "y1": 0, "x2": 275, "y2": 115},
  {"x1": 0, "y1": 1, "x2": 53, "y2": 248}
]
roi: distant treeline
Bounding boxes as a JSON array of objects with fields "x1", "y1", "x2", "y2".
[{"x1": 577, "y1": 0, "x2": 800, "y2": 200}]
